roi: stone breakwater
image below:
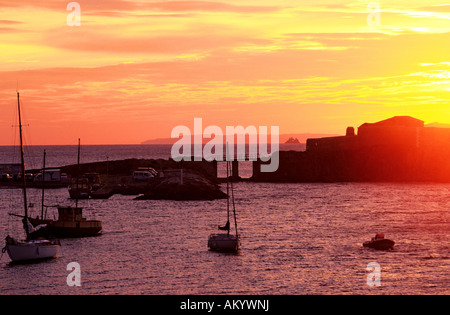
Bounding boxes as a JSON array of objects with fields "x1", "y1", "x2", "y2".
[
  {"x1": 61, "y1": 158, "x2": 225, "y2": 200},
  {"x1": 133, "y1": 169, "x2": 227, "y2": 201}
]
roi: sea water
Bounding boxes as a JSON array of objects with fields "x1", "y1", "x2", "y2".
[{"x1": 0, "y1": 145, "x2": 448, "y2": 294}]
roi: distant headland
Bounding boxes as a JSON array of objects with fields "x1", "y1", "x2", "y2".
[{"x1": 141, "y1": 133, "x2": 339, "y2": 145}]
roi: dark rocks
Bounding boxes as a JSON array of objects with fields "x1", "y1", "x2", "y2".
[{"x1": 134, "y1": 170, "x2": 227, "y2": 201}]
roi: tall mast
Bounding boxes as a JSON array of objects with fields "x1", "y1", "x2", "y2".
[
  {"x1": 75, "y1": 138, "x2": 80, "y2": 209},
  {"x1": 41, "y1": 149, "x2": 46, "y2": 220},
  {"x1": 226, "y1": 158, "x2": 230, "y2": 236},
  {"x1": 230, "y1": 164, "x2": 238, "y2": 237},
  {"x1": 17, "y1": 92, "x2": 29, "y2": 236}
]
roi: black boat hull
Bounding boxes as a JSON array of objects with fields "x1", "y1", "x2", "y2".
[
  {"x1": 28, "y1": 217, "x2": 102, "y2": 239},
  {"x1": 363, "y1": 239, "x2": 395, "y2": 250}
]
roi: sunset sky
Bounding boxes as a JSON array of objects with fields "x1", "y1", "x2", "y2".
[{"x1": 0, "y1": 0, "x2": 449, "y2": 145}]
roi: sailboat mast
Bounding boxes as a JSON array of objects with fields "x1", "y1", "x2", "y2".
[
  {"x1": 226, "y1": 159, "x2": 230, "y2": 236},
  {"x1": 17, "y1": 92, "x2": 29, "y2": 235},
  {"x1": 230, "y1": 167, "x2": 238, "y2": 237},
  {"x1": 41, "y1": 149, "x2": 46, "y2": 219},
  {"x1": 75, "y1": 138, "x2": 80, "y2": 209}
]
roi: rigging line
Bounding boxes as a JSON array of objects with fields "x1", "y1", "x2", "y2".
[
  {"x1": 11, "y1": 100, "x2": 19, "y2": 165},
  {"x1": 41, "y1": 149, "x2": 46, "y2": 220},
  {"x1": 20, "y1": 99, "x2": 38, "y2": 170},
  {"x1": 230, "y1": 162, "x2": 238, "y2": 236},
  {"x1": 17, "y1": 92, "x2": 29, "y2": 237},
  {"x1": 226, "y1": 159, "x2": 230, "y2": 223},
  {"x1": 13, "y1": 96, "x2": 37, "y2": 171}
]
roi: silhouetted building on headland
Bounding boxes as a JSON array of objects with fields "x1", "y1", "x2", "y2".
[{"x1": 253, "y1": 116, "x2": 450, "y2": 182}]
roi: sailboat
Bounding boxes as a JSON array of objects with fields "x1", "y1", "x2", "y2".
[
  {"x1": 3, "y1": 92, "x2": 60, "y2": 262},
  {"x1": 208, "y1": 154, "x2": 241, "y2": 252},
  {"x1": 24, "y1": 139, "x2": 102, "y2": 239},
  {"x1": 68, "y1": 140, "x2": 91, "y2": 199}
]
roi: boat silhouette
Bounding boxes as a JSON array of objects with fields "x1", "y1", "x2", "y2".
[
  {"x1": 12, "y1": 139, "x2": 102, "y2": 239},
  {"x1": 208, "y1": 145, "x2": 241, "y2": 252},
  {"x1": 363, "y1": 233, "x2": 395, "y2": 250},
  {"x1": 3, "y1": 92, "x2": 60, "y2": 262}
]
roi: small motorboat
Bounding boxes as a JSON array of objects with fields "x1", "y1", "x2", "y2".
[{"x1": 363, "y1": 233, "x2": 395, "y2": 250}]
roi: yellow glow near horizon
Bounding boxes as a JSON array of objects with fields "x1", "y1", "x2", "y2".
[{"x1": 0, "y1": 1, "x2": 448, "y2": 144}]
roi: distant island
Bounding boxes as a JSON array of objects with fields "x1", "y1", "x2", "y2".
[
  {"x1": 425, "y1": 122, "x2": 450, "y2": 128},
  {"x1": 142, "y1": 124, "x2": 449, "y2": 145},
  {"x1": 141, "y1": 133, "x2": 339, "y2": 145},
  {"x1": 284, "y1": 137, "x2": 300, "y2": 144}
]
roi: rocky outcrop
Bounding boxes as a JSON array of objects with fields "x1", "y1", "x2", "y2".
[{"x1": 134, "y1": 170, "x2": 227, "y2": 200}]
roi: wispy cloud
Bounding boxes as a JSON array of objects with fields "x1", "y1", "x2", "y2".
[{"x1": 0, "y1": 0, "x2": 448, "y2": 144}]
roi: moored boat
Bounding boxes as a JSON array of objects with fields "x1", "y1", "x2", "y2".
[
  {"x1": 69, "y1": 178, "x2": 91, "y2": 199},
  {"x1": 4, "y1": 236, "x2": 60, "y2": 262},
  {"x1": 3, "y1": 92, "x2": 61, "y2": 262},
  {"x1": 208, "y1": 233, "x2": 240, "y2": 252},
  {"x1": 27, "y1": 206, "x2": 102, "y2": 238},
  {"x1": 363, "y1": 233, "x2": 395, "y2": 250},
  {"x1": 208, "y1": 146, "x2": 240, "y2": 253},
  {"x1": 10, "y1": 144, "x2": 102, "y2": 239}
]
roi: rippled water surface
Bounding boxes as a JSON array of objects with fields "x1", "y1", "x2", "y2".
[{"x1": 1, "y1": 182, "x2": 449, "y2": 295}]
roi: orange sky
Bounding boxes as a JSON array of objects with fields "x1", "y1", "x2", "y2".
[{"x1": 0, "y1": 0, "x2": 449, "y2": 144}]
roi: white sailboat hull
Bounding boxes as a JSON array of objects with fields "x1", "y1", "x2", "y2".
[
  {"x1": 6, "y1": 240, "x2": 60, "y2": 262},
  {"x1": 208, "y1": 233, "x2": 240, "y2": 252}
]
